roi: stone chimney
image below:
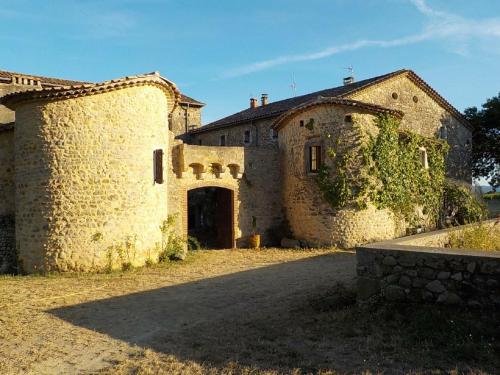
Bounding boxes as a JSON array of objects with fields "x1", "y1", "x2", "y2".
[
  {"x1": 250, "y1": 97, "x2": 258, "y2": 108},
  {"x1": 343, "y1": 76, "x2": 355, "y2": 85},
  {"x1": 261, "y1": 94, "x2": 268, "y2": 106}
]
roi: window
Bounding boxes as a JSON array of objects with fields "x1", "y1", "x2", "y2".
[
  {"x1": 439, "y1": 125, "x2": 448, "y2": 140},
  {"x1": 300, "y1": 120, "x2": 304, "y2": 127},
  {"x1": 219, "y1": 135, "x2": 226, "y2": 146},
  {"x1": 168, "y1": 114, "x2": 173, "y2": 131},
  {"x1": 392, "y1": 92, "x2": 398, "y2": 100},
  {"x1": 270, "y1": 128, "x2": 278, "y2": 140},
  {"x1": 244, "y1": 130, "x2": 251, "y2": 144},
  {"x1": 344, "y1": 114, "x2": 352, "y2": 123},
  {"x1": 198, "y1": 139, "x2": 202, "y2": 145},
  {"x1": 413, "y1": 96, "x2": 419, "y2": 103},
  {"x1": 419, "y1": 147, "x2": 428, "y2": 169},
  {"x1": 309, "y1": 145, "x2": 322, "y2": 173},
  {"x1": 153, "y1": 149, "x2": 164, "y2": 184}
]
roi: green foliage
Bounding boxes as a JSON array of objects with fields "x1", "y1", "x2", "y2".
[
  {"x1": 449, "y1": 222, "x2": 500, "y2": 251},
  {"x1": 159, "y1": 214, "x2": 185, "y2": 261},
  {"x1": 442, "y1": 182, "x2": 487, "y2": 225},
  {"x1": 305, "y1": 118, "x2": 315, "y2": 130},
  {"x1": 483, "y1": 191, "x2": 500, "y2": 200},
  {"x1": 464, "y1": 93, "x2": 500, "y2": 188},
  {"x1": 187, "y1": 235, "x2": 202, "y2": 251},
  {"x1": 316, "y1": 115, "x2": 449, "y2": 226}
]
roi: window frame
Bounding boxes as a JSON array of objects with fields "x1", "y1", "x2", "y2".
[
  {"x1": 304, "y1": 139, "x2": 324, "y2": 174},
  {"x1": 243, "y1": 129, "x2": 251, "y2": 144},
  {"x1": 153, "y1": 149, "x2": 164, "y2": 184},
  {"x1": 219, "y1": 134, "x2": 226, "y2": 146}
]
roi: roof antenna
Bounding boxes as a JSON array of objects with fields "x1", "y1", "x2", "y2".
[
  {"x1": 343, "y1": 66, "x2": 355, "y2": 85},
  {"x1": 290, "y1": 74, "x2": 297, "y2": 97}
]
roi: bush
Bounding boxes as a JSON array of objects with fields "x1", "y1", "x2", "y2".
[
  {"x1": 483, "y1": 191, "x2": 500, "y2": 200},
  {"x1": 187, "y1": 236, "x2": 202, "y2": 251},
  {"x1": 441, "y1": 182, "x2": 487, "y2": 226},
  {"x1": 449, "y1": 222, "x2": 500, "y2": 251}
]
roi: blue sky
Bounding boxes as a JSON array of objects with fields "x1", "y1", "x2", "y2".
[{"x1": 1, "y1": 0, "x2": 500, "y2": 124}]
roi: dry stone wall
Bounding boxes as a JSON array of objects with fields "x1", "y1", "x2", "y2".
[
  {"x1": 14, "y1": 85, "x2": 170, "y2": 272},
  {"x1": 357, "y1": 221, "x2": 500, "y2": 308}
]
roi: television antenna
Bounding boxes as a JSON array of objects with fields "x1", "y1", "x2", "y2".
[{"x1": 290, "y1": 74, "x2": 297, "y2": 96}]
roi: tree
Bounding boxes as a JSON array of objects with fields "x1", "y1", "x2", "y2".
[{"x1": 464, "y1": 93, "x2": 500, "y2": 188}]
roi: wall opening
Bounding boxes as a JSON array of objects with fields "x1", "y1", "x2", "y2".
[{"x1": 187, "y1": 187, "x2": 234, "y2": 249}]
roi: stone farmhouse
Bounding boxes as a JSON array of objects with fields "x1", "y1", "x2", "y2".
[{"x1": 0, "y1": 69, "x2": 472, "y2": 273}]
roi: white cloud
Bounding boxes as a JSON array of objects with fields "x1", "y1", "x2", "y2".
[{"x1": 221, "y1": 0, "x2": 500, "y2": 78}]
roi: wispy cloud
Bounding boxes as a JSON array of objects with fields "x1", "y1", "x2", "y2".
[{"x1": 221, "y1": 0, "x2": 500, "y2": 78}]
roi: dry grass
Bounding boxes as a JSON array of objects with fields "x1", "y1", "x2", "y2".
[
  {"x1": 449, "y1": 221, "x2": 500, "y2": 251},
  {"x1": 0, "y1": 248, "x2": 498, "y2": 375}
]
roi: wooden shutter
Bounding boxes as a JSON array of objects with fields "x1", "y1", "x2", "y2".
[{"x1": 154, "y1": 149, "x2": 164, "y2": 184}]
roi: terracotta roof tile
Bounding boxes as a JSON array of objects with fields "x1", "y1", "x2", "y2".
[
  {"x1": 0, "y1": 69, "x2": 88, "y2": 87},
  {"x1": 0, "y1": 72, "x2": 181, "y2": 113},
  {"x1": 192, "y1": 69, "x2": 470, "y2": 133},
  {"x1": 272, "y1": 96, "x2": 404, "y2": 130}
]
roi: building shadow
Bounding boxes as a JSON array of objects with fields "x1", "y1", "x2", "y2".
[{"x1": 50, "y1": 252, "x2": 357, "y2": 372}]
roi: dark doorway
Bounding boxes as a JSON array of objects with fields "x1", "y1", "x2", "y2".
[{"x1": 188, "y1": 187, "x2": 234, "y2": 249}]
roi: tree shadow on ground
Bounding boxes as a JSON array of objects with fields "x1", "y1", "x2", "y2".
[{"x1": 49, "y1": 252, "x2": 499, "y2": 374}]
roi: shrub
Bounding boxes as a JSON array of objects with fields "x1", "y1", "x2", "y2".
[
  {"x1": 441, "y1": 182, "x2": 487, "y2": 226},
  {"x1": 449, "y1": 221, "x2": 500, "y2": 251},
  {"x1": 187, "y1": 236, "x2": 202, "y2": 251},
  {"x1": 159, "y1": 214, "x2": 186, "y2": 261},
  {"x1": 483, "y1": 191, "x2": 500, "y2": 200}
]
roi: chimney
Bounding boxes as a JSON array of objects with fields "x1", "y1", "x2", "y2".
[
  {"x1": 261, "y1": 93, "x2": 268, "y2": 106},
  {"x1": 250, "y1": 97, "x2": 258, "y2": 108},
  {"x1": 343, "y1": 76, "x2": 355, "y2": 85}
]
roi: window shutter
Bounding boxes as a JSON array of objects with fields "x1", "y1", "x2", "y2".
[{"x1": 154, "y1": 149, "x2": 164, "y2": 184}]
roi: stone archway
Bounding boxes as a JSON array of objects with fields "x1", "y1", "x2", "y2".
[{"x1": 187, "y1": 186, "x2": 235, "y2": 249}]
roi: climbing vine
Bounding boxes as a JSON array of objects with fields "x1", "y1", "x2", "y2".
[{"x1": 316, "y1": 114, "x2": 450, "y2": 226}]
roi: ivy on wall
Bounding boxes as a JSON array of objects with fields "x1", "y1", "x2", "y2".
[{"x1": 316, "y1": 115, "x2": 450, "y2": 226}]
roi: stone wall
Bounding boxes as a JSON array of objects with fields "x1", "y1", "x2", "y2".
[
  {"x1": 191, "y1": 117, "x2": 279, "y2": 148},
  {"x1": 346, "y1": 74, "x2": 472, "y2": 183},
  {"x1": 167, "y1": 139, "x2": 283, "y2": 247},
  {"x1": 170, "y1": 104, "x2": 202, "y2": 140},
  {"x1": 357, "y1": 221, "x2": 500, "y2": 308},
  {"x1": 0, "y1": 81, "x2": 43, "y2": 125},
  {"x1": 278, "y1": 104, "x2": 398, "y2": 247},
  {"x1": 14, "y1": 85, "x2": 171, "y2": 272},
  {"x1": 0, "y1": 128, "x2": 15, "y2": 273}
]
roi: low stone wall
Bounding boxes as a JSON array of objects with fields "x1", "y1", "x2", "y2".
[
  {"x1": 357, "y1": 220, "x2": 500, "y2": 308},
  {"x1": 0, "y1": 215, "x2": 15, "y2": 274}
]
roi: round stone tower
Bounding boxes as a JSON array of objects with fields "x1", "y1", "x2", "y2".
[{"x1": 3, "y1": 74, "x2": 179, "y2": 272}]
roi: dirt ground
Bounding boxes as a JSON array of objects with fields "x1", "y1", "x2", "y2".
[{"x1": 1, "y1": 248, "x2": 498, "y2": 375}]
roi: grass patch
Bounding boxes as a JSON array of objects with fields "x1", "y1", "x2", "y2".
[{"x1": 483, "y1": 192, "x2": 500, "y2": 200}]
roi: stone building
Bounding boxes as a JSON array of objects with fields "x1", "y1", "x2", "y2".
[{"x1": 0, "y1": 68, "x2": 472, "y2": 273}]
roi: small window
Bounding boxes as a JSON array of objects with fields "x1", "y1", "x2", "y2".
[
  {"x1": 244, "y1": 130, "x2": 251, "y2": 144},
  {"x1": 419, "y1": 147, "x2": 428, "y2": 169},
  {"x1": 344, "y1": 114, "x2": 352, "y2": 123},
  {"x1": 392, "y1": 92, "x2": 398, "y2": 100},
  {"x1": 153, "y1": 149, "x2": 164, "y2": 184},
  {"x1": 219, "y1": 135, "x2": 226, "y2": 146},
  {"x1": 168, "y1": 114, "x2": 173, "y2": 131},
  {"x1": 439, "y1": 125, "x2": 448, "y2": 140},
  {"x1": 270, "y1": 128, "x2": 278, "y2": 140},
  {"x1": 413, "y1": 96, "x2": 418, "y2": 103},
  {"x1": 299, "y1": 120, "x2": 304, "y2": 127},
  {"x1": 309, "y1": 145, "x2": 322, "y2": 173}
]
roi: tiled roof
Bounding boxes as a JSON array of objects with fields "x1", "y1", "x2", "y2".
[
  {"x1": 1, "y1": 72, "x2": 181, "y2": 113},
  {"x1": 272, "y1": 96, "x2": 404, "y2": 130},
  {"x1": 191, "y1": 70, "x2": 406, "y2": 134},
  {"x1": 192, "y1": 69, "x2": 470, "y2": 133},
  {"x1": 180, "y1": 94, "x2": 205, "y2": 107},
  {"x1": 0, "y1": 69, "x2": 88, "y2": 87},
  {"x1": 0, "y1": 69, "x2": 204, "y2": 106}
]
